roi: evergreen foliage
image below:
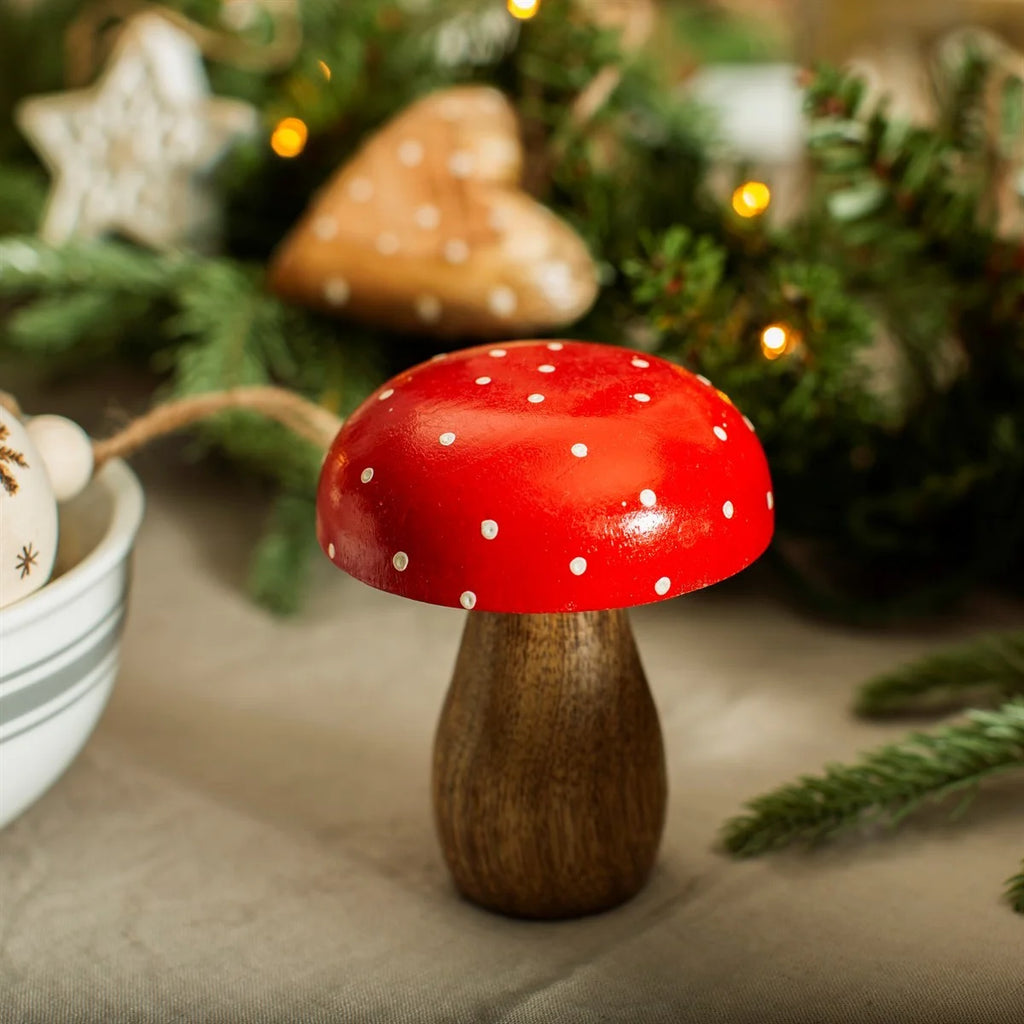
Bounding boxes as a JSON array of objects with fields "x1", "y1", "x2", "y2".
[{"x1": 0, "y1": 0, "x2": 1021, "y2": 616}]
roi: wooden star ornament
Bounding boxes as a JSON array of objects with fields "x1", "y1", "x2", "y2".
[
  {"x1": 16, "y1": 13, "x2": 256, "y2": 251},
  {"x1": 268, "y1": 86, "x2": 600, "y2": 338}
]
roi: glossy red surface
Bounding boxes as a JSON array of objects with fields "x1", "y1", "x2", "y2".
[{"x1": 317, "y1": 340, "x2": 774, "y2": 613}]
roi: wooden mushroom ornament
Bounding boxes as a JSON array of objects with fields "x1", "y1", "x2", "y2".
[
  {"x1": 317, "y1": 340, "x2": 774, "y2": 918},
  {"x1": 269, "y1": 86, "x2": 599, "y2": 337}
]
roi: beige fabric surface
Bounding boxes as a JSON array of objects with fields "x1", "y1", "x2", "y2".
[{"x1": 2, "y1": 443, "x2": 1024, "y2": 1023}]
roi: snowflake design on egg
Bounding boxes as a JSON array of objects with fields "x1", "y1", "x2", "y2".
[
  {"x1": 16, "y1": 543, "x2": 39, "y2": 579},
  {"x1": 0, "y1": 423, "x2": 28, "y2": 497}
]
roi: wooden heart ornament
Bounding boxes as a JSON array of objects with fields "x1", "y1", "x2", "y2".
[{"x1": 268, "y1": 86, "x2": 599, "y2": 337}]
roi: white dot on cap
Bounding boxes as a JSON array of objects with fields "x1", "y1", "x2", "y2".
[
  {"x1": 376, "y1": 232, "x2": 400, "y2": 255},
  {"x1": 489, "y1": 348, "x2": 507, "y2": 358},
  {"x1": 481, "y1": 520, "x2": 499, "y2": 540},
  {"x1": 475, "y1": 376, "x2": 491, "y2": 385},
  {"x1": 767, "y1": 491, "x2": 774, "y2": 510},
  {"x1": 569, "y1": 557, "x2": 588, "y2": 576},
  {"x1": 488, "y1": 286, "x2": 517, "y2": 317},
  {"x1": 414, "y1": 204, "x2": 441, "y2": 230},
  {"x1": 538, "y1": 364, "x2": 555, "y2": 373},
  {"x1": 632, "y1": 393, "x2": 651, "y2": 403},
  {"x1": 571, "y1": 443, "x2": 588, "y2": 458},
  {"x1": 547, "y1": 342, "x2": 564, "y2": 351},
  {"x1": 723, "y1": 500, "x2": 735, "y2": 519},
  {"x1": 443, "y1": 239, "x2": 469, "y2": 264},
  {"x1": 328, "y1": 542, "x2": 336, "y2": 559},
  {"x1": 696, "y1": 374, "x2": 712, "y2": 386},
  {"x1": 714, "y1": 426, "x2": 728, "y2": 441},
  {"x1": 348, "y1": 177, "x2": 374, "y2": 202},
  {"x1": 392, "y1": 551, "x2": 409, "y2": 571},
  {"x1": 415, "y1": 294, "x2": 442, "y2": 323},
  {"x1": 378, "y1": 388, "x2": 395, "y2": 401},
  {"x1": 527, "y1": 394, "x2": 545, "y2": 404},
  {"x1": 460, "y1": 590, "x2": 477, "y2": 610},
  {"x1": 655, "y1": 576, "x2": 671, "y2": 596},
  {"x1": 640, "y1": 489, "x2": 657, "y2": 507},
  {"x1": 631, "y1": 357, "x2": 650, "y2": 368},
  {"x1": 439, "y1": 432, "x2": 456, "y2": 446},
  {"x1": 398, "y1": 139, "x2": 424, "y2": 166},
  {"x1": 743, "y1": 415, "x2": 756, "y2": 431},
  {"x1": 324, "y1": 277, "x2": 350, "y2": 307},
  {"x1": 312, "y1": 215, "x2": 338, "y2": 240},
  {"x1": 448, "y1": 150, "x2": 476, "y2": 177},
  {"x1": 360, "y1": 467, "x2": 374, "y2": 483}
]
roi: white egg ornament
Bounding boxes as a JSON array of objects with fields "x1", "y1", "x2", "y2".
[{"x1": 0, "y1": 407, "x2": 59, "y2": 608}]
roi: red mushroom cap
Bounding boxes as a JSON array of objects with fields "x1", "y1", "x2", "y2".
[{"x1": 317, "y1": 340, "x2": 774, "y2": 613}]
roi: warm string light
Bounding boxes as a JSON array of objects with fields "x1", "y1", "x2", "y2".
[
  {"x1": 760, "y1": 322, "x2": 797, "y2": 360},
  {"x1": 271, "y1": 116, "x2": 308, "y2": 158},
  {"x1": 317, "y1": 60, "x2": 332, "y2": 81},
  {"x1": 732, "y1": 181, "x2": 771, "y2": 218},
  {"x1": 507, "y1": 0, "x2": 541, "y2": 20}
]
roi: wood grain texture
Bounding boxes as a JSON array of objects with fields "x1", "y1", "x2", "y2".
[{"x1": 432, "y1": 609, "x2": 667, "y2": 919}]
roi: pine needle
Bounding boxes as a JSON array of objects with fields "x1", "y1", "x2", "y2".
[
  {"x1": 856, "y1": 631, "x2": 1024, "y2": 717},
  {"x1": 722, "y1": 700, "x2": 1024, "y2": 857},
  {"x1": 1007, "y1": 860, "x2": 1024, "y2": 914}
]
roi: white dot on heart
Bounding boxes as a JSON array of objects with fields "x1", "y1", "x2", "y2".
[
  {"x1": 398, "y1": 139, "x2": 424, "y2": 166},
  {"x1": 439, "y1": 432, "x2": 456, "y2": 446},
  {"x1": 443, "y1": 239, "x2": 469, "y2": 264},
  {"x1": 632, "y1": 393, "x2": 651, "y2": 403},
  {"x1": 569, "y1": 557, "x2": 588, "y2": 576},
  {"x1": 655, "y1": 576, "x2": 671, "y2": 596},
  {"x1": 448, "y1": 151, "x2": 476, "y2": 178},
  {"x1": 360, "y1": 467, "x2": 374, "y2": 483},
  {"x1": 415, "y1": 294, "x2": 442, "y2": 323},
  {"x1": 488, "y1": 287, "x2": 517, "y2": 317},
  {"x1": 392, "y1": 551, "x2": 409, "y2": 571},
  {"x1": 460, "y1": 590, "x2": 477, "y2": 610},
  {"x1": 527, "y1": 394, "x2": 544, "y2": 404},
  {"x1": 481, "y1": 520, "x2": 499, "y2": 540},
  {"x1": 414, "y1": 204, "x2": 441, "y2": 230},
  {"x1": 312, "y1": 215, "x2": 338, "y2": 240},
  {"x1": 631, "y1": 357, "x2": 650, "y2": 368},
  {"x1": 538, "y1": 364, "x2": 555, "y2": 373},
  {"x1": 723, "y1": 500, "x2": 734, "y2": 519},
  {"x1": 378, "y1": 388, "x2": 394, "y2": 401},
  {"x1": 571, "y1": 443, "x2": 588, "y2": 458},
  {"x1": 489, "y1": 348, "x2": 507, "y2": 358},
  {"x1": 475, "y1": 376, "x2": 491, "y2": 385},
  {"x1": 714, "y1": 426, "x2": 728, "y2": 441},
  {"x1": 324, "y1": 277, "x2": 350, "y2": 306},
  {"x1": 348, "y1": 177, "x2": 374, "y2": 202},
  {"x1": 640, "y1": 489, "x2": 657, "y2": 507}
]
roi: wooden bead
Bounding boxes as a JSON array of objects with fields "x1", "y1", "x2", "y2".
[
  {"x1": 433, "y1": 609, "x2": 667, "y2": 918},
  {"x1": 26, "y1": 414, "x2": 94, "y2": 503}
]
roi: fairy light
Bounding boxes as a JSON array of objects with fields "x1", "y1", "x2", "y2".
[
  {"x1": 732, "y1": 181, "x2": 771, "y2": 218},
  {"x1": 760, "y1": 322, "x2": 796, "y2": 360},
  {"x1": 271, "y1": 117, "x2": 308, "y2": 158},
  {"x1": 318, "y1": 60, "x2": 332, "y2": 82},
  {"x1": 507, "y1": 0, "x2": 541, "y2": 20}
]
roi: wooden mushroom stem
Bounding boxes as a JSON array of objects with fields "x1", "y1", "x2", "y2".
[{"x1": 432, "y1": 608, "x2": 667, "y2": 919}]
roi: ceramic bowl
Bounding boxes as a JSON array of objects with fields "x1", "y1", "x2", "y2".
[{"x1": 0, "y1": 460, "x2": 144, "y2": 828}]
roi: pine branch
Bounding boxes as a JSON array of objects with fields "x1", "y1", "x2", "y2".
[
  {"x1": 722, "y1": 700, "x2": 1024, "y2": 857},
  {"x1": 1007, "y1": 860, "x2": 1024, "y2": 914},
  {"x1": 856, "y1": 631, "x2": 1024, "y2": 717},
  {"x1": 247, "y1": 491, "x2": 320, "y2": 615}
]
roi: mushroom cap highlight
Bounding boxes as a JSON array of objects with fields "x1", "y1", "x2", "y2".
[{"x1": 317, "y1": 340, "x2": 774, "y2": 613}]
